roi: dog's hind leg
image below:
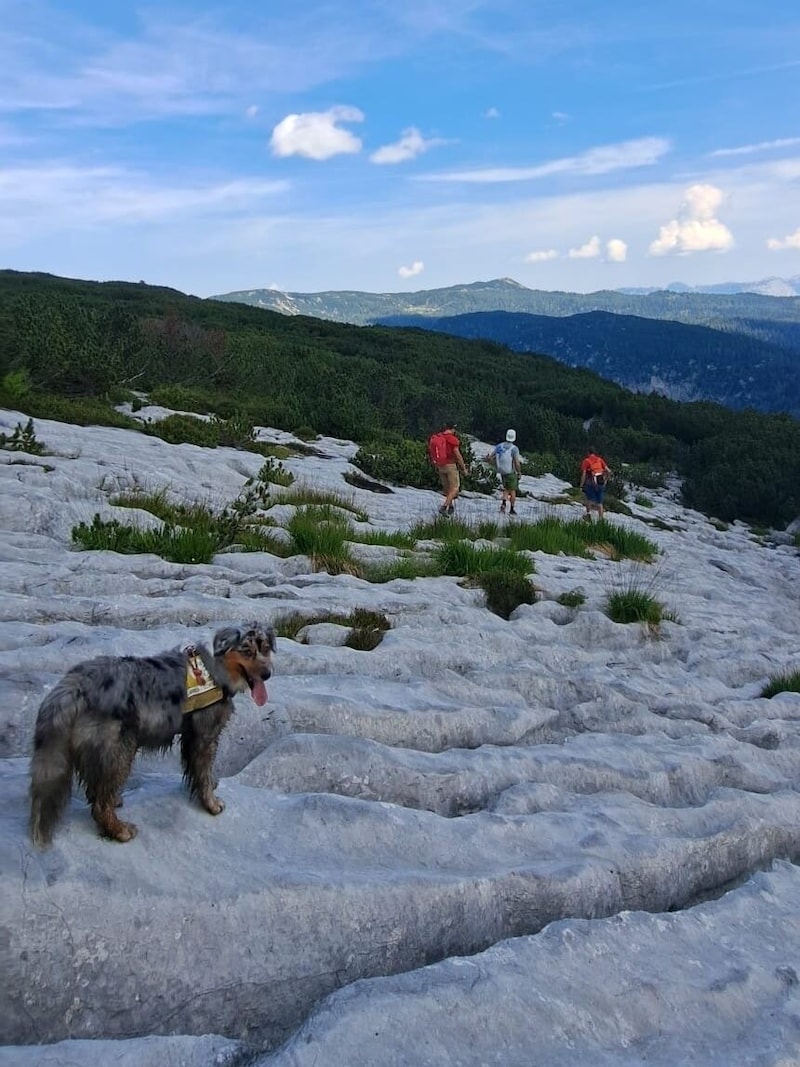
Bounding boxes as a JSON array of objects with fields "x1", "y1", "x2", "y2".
[
  {"x1": 77, "y1": 731, "x2": 139, "y2": 843},
  {"x1": 180, "y1": 704, "x2": 232, "y2": 816}
]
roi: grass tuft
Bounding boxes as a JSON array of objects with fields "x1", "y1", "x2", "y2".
[{"x1": 761, "y1": 670, "x2": 800, "y2": 698}]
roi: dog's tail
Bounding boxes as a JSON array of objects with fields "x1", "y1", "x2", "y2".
[{"x1": 29, "y1": 677, "x2": 83, "y2": 847}]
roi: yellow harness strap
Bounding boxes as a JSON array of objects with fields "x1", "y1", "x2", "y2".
[{"x1": 182, "y1": 647, "x2": 224, "y2": 714}]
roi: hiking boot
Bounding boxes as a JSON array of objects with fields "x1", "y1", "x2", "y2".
[
  {"x1": 509, "y1": 506, "x2": 517, "y2": 516},
  {"x1": 499, "y1": 501, "x2": 506, "y2": 513},
  {"x1": 439, "y1": 505, "x2": 449, "y2": 516},
  {"x1": 447, "y1": 505, "x2": 455, "y2": 515}
]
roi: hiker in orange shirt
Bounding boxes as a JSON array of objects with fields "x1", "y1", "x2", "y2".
[{"x1": 580, "y1": 447, "x2": 612, "y2": 521}]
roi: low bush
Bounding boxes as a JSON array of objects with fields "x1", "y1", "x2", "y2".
[
  {"x1": 557, "y1": 589, "x2": 586, "y2": 608},
  {"x1": 0, "y1": 417, "x2": 44, "y2": 455},
  {"x1": 633, "y1": 494, "x2": 654, "y2": 508},
  {"x1": 761, "y1": 670, "x2": 800, "y2": 698},
  {"x1": 477, "y1": 571, "x2": 537, "y2": 619}
]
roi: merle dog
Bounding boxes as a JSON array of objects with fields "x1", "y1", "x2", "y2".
[{"x1": 29, "y1": 623, "x2": 275, "y2": 845}]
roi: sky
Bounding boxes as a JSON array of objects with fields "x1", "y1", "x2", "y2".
[{"x1": 1, "y1": 0, "x2": 799, "y2": 297}]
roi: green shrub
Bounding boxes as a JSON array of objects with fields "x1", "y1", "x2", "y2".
[
  {"x1": 147, "y1": 413, "x2": 221, "y2": 447},
  {"x1": 761, "y1": 670, "x2": 800, "y2": 698},
  {"x1": 624, "y1": 464, "x2": 667, "y2": 490},
  {"x1": 477, "y1": 571, "x2": 537, "y2": 618},
  {"x1": 633, "y1": 494, "x2": 654, "y2": 508},
  {"x1": 0, "y1": 417, "x2": 44, "y2": 455},
  {"x1": 0, "y1": 392, "x2": 140, "y2": 430},
  {"x1": 354, "y1": 435, "x2": 438, "y2": 489},
  {"x1": 557, "y1": 589, "x2": 586, "y2": 608}
]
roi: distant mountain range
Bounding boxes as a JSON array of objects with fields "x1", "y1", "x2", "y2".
[
  {"x1": 619, "y1": 276, "x2": 800, "y2": 298},
  {"x1": 212, "y1": 277, "x2": 800, "y2": 329},
  {"x1": 377, "y1": 309, "x2": 800, "y2": 418}
]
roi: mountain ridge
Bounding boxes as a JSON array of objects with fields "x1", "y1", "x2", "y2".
[{"x1": 211, "y1": 276, "x2": 800, "y2": 330}]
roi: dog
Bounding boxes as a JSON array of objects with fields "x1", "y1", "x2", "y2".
[{"x1": 29, "y1": 622, "x2": 275, "y2": 846}]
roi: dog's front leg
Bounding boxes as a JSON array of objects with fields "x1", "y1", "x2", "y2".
[{"x1": 180, "y1": 704, "x2": 231, "y2": 815}]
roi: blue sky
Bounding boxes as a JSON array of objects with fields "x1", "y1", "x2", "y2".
[{"x1": 1, "y1": 0, "x2": 799, "y2": 296}]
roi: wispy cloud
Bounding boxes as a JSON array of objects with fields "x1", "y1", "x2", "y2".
[
  {"x1": 568, "y1": 235, "x2": 601, "y2": 259},
  {"x1": 0, "y1": 163, "x2": 287, "y2": 242},
  {"x1": 710, "y1": 137, "x2": 800, "y2": 158},
  {"x1": 416, "y1": 137, "x2": 670, "y2": 183},
  {"x1": 370, "y1": 128, "x2": 445, "y2": 165},
  {"x1": 767, "y1": 226, "x2": 800, "y2": 251},
  {"x1": 484, "y1": 107, "x2": 501, "y2": 119},
  {"x1": 398, "y1": 260, "x2": 425, "y2": 278},
  {"x1": 524, "y1": 248, "x2": 558, "y2": 262},
  {"x1": 649, "y1": 183, "x2": 734, "y2": 256},
  {"x1": 641, "y1": 60, "x2": 800, "y2": 92},
  {"x1": 270, "y1": 106, "x2": 364, "y2": 161}
]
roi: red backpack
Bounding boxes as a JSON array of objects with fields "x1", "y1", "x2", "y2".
[{"x1": 427, "y1": 431, "x2": 450, "y2": 466}]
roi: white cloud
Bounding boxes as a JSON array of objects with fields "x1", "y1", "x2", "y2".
[
  {"x1": 568, "y1": 235, "x2": 601, "y2": 259},
  {"x1": 552, "y1": 111, "x2": 570, "y2": 124},
  {"x1": 525, "y1": 248, "x2": 558, "y2": 262},
  {"x1": 270, "y1": 106, "x2": 364, "y2": 161},
  {"x1": 398, "y1": 260, "x2": 424, "y2": 278},
  {"x1": 416, "y1": 136, "x2": 670, "y2": 184},
  {"x1": 606, "y1": 238, "x2": 627, "y2": 262},
  {"x1": 767, "y1": 226, "x2": 800, "y2": 251},
  {"x1": 484, "y1": 107, "x2": 501, "y2": 119},
  {"x1": 710, "y1": 137, "x2": 800, "y2": 158},
  {"x1": 370, "y1": 128, "x2": 443, "y2": 165},
  {"x1": 245, "y1": 105, "x2": 259, "y2": 118},
  {"x1": 648, "y1": 183, "x2": 734, "y2": 256}
]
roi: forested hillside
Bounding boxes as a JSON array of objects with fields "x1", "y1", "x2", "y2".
[
  {"x1": 378, "y1": 310, "x2": 800, "y2": 417},
  {"x1": 1, "y1": 270, "x2": 798, "y2": 528}
]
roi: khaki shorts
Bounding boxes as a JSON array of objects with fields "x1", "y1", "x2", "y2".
[{"x1": 437, "y1": 464, "x2": 460, "y2": 493}]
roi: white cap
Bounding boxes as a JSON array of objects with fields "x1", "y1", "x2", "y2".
[{"x1": 506, "y1": 429, "x2": 516, "y2": 442}]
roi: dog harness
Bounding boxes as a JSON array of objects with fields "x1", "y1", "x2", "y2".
[{"x1": 182, "y1": 647, "x2": 225, "y2": 713}]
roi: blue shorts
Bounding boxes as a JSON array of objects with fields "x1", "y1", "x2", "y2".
[{"x1": 583, "y1": 482, "x2": 605, "y2": 505}]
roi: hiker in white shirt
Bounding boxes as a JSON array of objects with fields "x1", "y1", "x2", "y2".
[{"x1": 489, "y1": 429, "x2": 522, "y2": 515}]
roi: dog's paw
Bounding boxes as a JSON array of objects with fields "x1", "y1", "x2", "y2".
[
  {"x1": 204, "y1": 795, "x2": 225, "y2": 816},
  {"x1": 107, "y1": 821, "x2": 138, "y2": 843}
]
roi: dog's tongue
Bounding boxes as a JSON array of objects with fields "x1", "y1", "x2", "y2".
[{"x1": 251, "y1": 678, "x2": 268, "y2": 707}]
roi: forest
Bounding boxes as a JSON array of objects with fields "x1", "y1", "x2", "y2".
[{"x1": 1, "y1": 269, "x2": 798, "y2": 529}]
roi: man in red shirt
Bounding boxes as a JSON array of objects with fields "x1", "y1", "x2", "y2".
[
  {"x1": 431, "y1": 421, "x2": 468, "y2": 515},
  {"x1": 580, "y1": 447, "x2": 612, "y2": 521}
]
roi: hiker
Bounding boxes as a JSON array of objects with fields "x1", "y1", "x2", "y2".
[
  {"x1": 580, "y1": 447, "x2": 612, "y2": 521},
  {"x1": 428, "y1": 421, "x2": 468, "y2": 515},
  {"x1": 489, "y1": 429, "x2": 522, "y2": 516}
]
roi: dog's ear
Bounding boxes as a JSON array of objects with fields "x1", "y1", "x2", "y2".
[
  {"x1": 213, "y1": 625, "x2": 243, "y2": 657},
  {"x1": 241, "y1": 622, "x2": 275, "y2": 651}
]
